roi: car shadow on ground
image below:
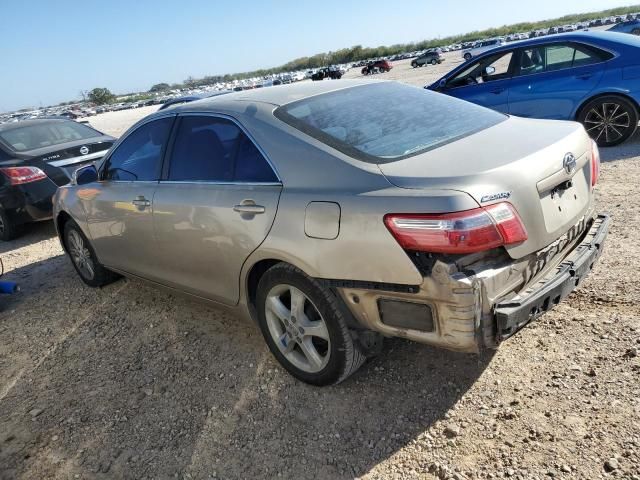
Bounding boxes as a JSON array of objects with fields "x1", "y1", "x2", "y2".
[
  {"x1": 0, "y1": 221, "x2": 57, "y2": 256},
  {"x1": 600, "y1": 130, "x2": 640, "y2": 163},
  {"x1": 0, "y1": 251, "x2": 495, "y2": 480}
]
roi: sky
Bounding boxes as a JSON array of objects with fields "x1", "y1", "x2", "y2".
[{"x1": 0, "y1": 0, "x2": 635, "y2": 111}]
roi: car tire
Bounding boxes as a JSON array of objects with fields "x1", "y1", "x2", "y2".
[
  {"x1": 464, "y1": 53, "x2": 472, "y2": 61},
  {"x1": 256, "y1": 263, "x2": 367, "y2": 386},
  {"x1": 411, "y1": 62, "x2": 417, "y2": 68},
  {"x1": 578, "y1": 95, "x2": 639, "y2": 147},
  {"x1": 632, "y1": 28, "x2": 640, "y2": 35},
  {"x1": 0, "y1": 209, "x2": 20, "y2": 242},
  {"x1": 431, "y1": 59, "x2": 437, "y2": 65},
  {"x1": 63, "y1": 220, "x2": 120, "y2": 288}
]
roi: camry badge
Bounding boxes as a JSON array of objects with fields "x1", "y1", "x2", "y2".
[
  {"x1": 563, "y1": 152, "x2": 577, "y2": 174},
  {"x1": 79, "y1": 146, "x2": 89, "y2": 155},
  {"x1": 480, "y1": 191, "x2": 511, "y2": 203}
]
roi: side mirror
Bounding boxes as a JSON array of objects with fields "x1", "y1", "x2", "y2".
[
  {"x1": 485, "y1": 66, "x2": 496, "y2": 75},
  {"x1": 73, "y1": 164, "x2": 98, "y2": 185}
]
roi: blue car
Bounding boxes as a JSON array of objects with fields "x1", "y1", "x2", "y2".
[
  {"x1": 608, "y1": 19, "x2": 640, "y2": 35},
  {"x1": 427, "y1": 32, "x2": 640, "y2": 146}
]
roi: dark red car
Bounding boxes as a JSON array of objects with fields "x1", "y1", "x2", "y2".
[{"x1": 361, "y1": 60, "x2": 393, "y2": 75}]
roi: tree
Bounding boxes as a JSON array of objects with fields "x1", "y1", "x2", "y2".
[
  {"x1": 149, "y1": 83, "x2": 170, "y2": 93},
  {"x1": 87, "y1": 88, "x2": 115, "y2": 105}
]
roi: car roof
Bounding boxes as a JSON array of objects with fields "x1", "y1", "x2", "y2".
[
  {"x1": 0, "y1": 118, "x2": 76, "y2": 133},
  {"x1": 483, "y1": 31, "x2": 639, "y2": 53},
  {"x1": 168, "y1": 79, "x2": 380, "y2": 111}
]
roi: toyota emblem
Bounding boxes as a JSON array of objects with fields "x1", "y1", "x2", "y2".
[
  {"x1": 563, "y1": 152, "x2": 576, "y2": 174},
  {"x1": 79, "y1": 146, "x2": 89, "y2": 155}
]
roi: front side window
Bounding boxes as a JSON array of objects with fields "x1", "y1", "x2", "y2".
[
  {"x1": 103, "y1": 117, "x2": 173, "y2": 181},
  {"x1": 167, "y1": 116, "x2": 277, "y2": 183},
  {"x1": 447, "y1": 51, "x2": 514, "y2": 88},
  {"x1": 274, "y1": 83, "x2": 505, "y2": 163}
]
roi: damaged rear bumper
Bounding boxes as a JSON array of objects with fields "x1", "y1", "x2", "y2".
[
  {"x1": 494, "y1": 213, "x2": 609, "y2": 340},
  {"x1": 336, "y1": 213, "x2": 609, "y2": 353}
]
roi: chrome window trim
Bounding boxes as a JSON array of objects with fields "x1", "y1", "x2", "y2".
[
  {"x1": 166, "y1": 111, "x2": 283, "y2": 184},
  {"x1": 157, "y1": 180, "x2": 282, "y2": 186}
]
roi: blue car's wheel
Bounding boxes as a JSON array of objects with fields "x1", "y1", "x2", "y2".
[{"x1": 579, "y1": 96, "x2": 639, "y2": 147}]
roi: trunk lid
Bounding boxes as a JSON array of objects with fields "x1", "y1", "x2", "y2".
[
  {"x1": 377, "y1": 116, "x2": 593, "y2": 258},
  {"x1": 1, "y1": 137, "x2": 114, "y2": 186}
]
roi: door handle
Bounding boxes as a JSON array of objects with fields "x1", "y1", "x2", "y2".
[
  {"x1": 490, "y1": 87, "x2": 505, "y2": 94},
  {"x1": 575, "y1": 74, "x2": 592, "y2": 80},
  {"x1": 131, "y1": 196, "x2": 151, "y2": 208},
  {"x1": 233, "y1": 204, "x2": 265, "y2": 214}
]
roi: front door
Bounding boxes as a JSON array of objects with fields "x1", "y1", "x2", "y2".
[
  {"x1": 508, "y1": 42, "x2": 605, "y2": 119},
  {"x1": 152, "y1": 114, "x2": 282, "y2": 305},
  {"x1": 86, "y1": 116, "x2": 174, "y2": 277},
  {"x1": 442, "y1": 50, "x2": 515, "y2": 113}
]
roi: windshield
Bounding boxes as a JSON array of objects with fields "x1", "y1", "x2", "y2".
[
  {"x1": 274, "y1": 82, "x2": 505, "y2": 163},
  {"x1": 0, "y1": 121, "x2": 102, "y2": 152}
]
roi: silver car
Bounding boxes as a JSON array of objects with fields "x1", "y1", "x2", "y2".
[{"x1": 53, "y1": 80, "x2": 609, "y2": 385}]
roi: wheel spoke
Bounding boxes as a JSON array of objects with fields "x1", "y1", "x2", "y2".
[
  {"x1": 594, "y1": 125, "x2": 605, "y2": 142},
  {"x1": 608, "y1": 104, "x2": 620, "y2": 121},
  {"x1": 267, "y1": 296, "x2": 290, "y2": 323},
  {"x1": 289, "y1": 287, "x2": 306, "y2": 320},
  {"x1": 609, "y1": 124, "x2": 624, "y2": 139},
  {"x1": 299, "y1": 337, "x2": 324, "y2": 369},
  {"x1": 304, "y1": 320, "x2": 330, "y2": 341},
  {"x1": 590, "y1": 108, "x2": 605, "y2": 122},
  {"x1": 279, "y1": 332, "x2": 296, "y2": 353},
  {"x1": 586, "y1": 123, "x2": 603, "y2": 133},
  {"x1": 610, "y1": 112, "x2": 630, "y2": 124}
]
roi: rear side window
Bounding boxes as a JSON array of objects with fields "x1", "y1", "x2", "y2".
[
  {"x1": 103, "y1": 117, "x2": 173, "y2": 181},
  {"x1": 167, "y1": 116, "x2": 277, "y2": 183},
  {"x1": 516, "y1": 42, "x2": 612, "y2": 77},
  {"x1": 274, "y1": 82, "x2": 505, "y2": 163}
]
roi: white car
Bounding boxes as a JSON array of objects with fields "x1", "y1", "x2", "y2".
[{"x1": 461, "y1": 38, "x2": 505, "y2": 61}]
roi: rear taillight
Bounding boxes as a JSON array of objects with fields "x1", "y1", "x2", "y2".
[
  {"x1": 590, "y1": 139, "x2": 600, "y2": 187},
  {"x1": 384, "y1": 202, "x2": 528, "y2": 254},
  {"x1": 0, "y1": 166, "x2": 48, "y2": 185}
]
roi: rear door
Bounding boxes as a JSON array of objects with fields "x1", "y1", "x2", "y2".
[
  {"x1": 507, "y1": 42, "x2": 607, "y2": 119},
  {"x1": 441, "y1": 50, "x2": 515, "y2": 113},
  {"x1": 86, "y1": 116, "x2": 174, "y2": 277},
  {"x1": 152, "y1": 114, "x2": 282, "y2": 305}
]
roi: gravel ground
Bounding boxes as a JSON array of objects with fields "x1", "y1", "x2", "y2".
[{"x1": 1, "y1": 52, "x2": 639, "y2": 480}]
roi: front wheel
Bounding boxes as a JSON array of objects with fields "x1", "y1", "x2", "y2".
[
  {"x1": 256, "y1": 263, "x2": 366, "y2": 386},
  {"x1": 63, "y1": 220, "x2": 120, "y2": 287},
  {"x1": 578, "y1": 95, "x2": 639, "y2": 147},
  {"x1": 411, "y1": 62, "x2": 417, "y2": 68},
  {"x1": 431, "y1": 59, "x2": 437, "y2": 65},
  {"x1": 464, "y1": 53, "x2": 472, "y2": 61}
]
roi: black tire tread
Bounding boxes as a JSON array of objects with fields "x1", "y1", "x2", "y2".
[{"x1": 0, "y1": 210, "x2": 20, "y2": 242}]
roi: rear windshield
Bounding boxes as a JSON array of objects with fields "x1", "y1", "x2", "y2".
[
  {"x1": 0, "y1": 121, "x2": 101, "y2": 152},
  {"x1": 274, "y1": 82, "x2": 505, "y2": 163}
]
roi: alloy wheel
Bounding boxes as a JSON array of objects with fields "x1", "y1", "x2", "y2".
[
  {"x1": 264, "y1": 284, "x2": 331, "y2": 373},
  {"x1": 584, "y1": 102, "x2": 632, "y2": 145},
  {"x1": 68, "y1": 229, "x2": 95, "y2": 280}
]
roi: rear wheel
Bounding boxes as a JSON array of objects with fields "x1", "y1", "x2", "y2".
[
  {"x1": 0, "y1": 210, "x2": 20, "y2": 241},
  {"x1": 411, "y1": 62, "x2": 417, "y2": 68},
  {"x1": 431, "y1": 59, "x2": 437, "y2": 65},
  {"x1": 63, "y1": 220, "x2": 119, "y2": 287},
  {"x1": 578, "y1": 95, "x2": 639, "y2": 147},
  {"x1": 256, "y1": 263, "x2": 366, "y2": 386}
]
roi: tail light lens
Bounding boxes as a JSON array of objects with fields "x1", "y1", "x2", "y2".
[
  {"x1": 0, "y1": 166, "x2": 48, "y2": 185},
  {"x1": 384, "y1": 202, "x2": 528, "y2": 254},
  {"x1": 590, "y1": 139, "x2": 600, "y2": 187}
]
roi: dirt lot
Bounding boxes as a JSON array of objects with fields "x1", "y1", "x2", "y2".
[{"x1": 1, "y1": 53, "x2": 639, "y2": 480}]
